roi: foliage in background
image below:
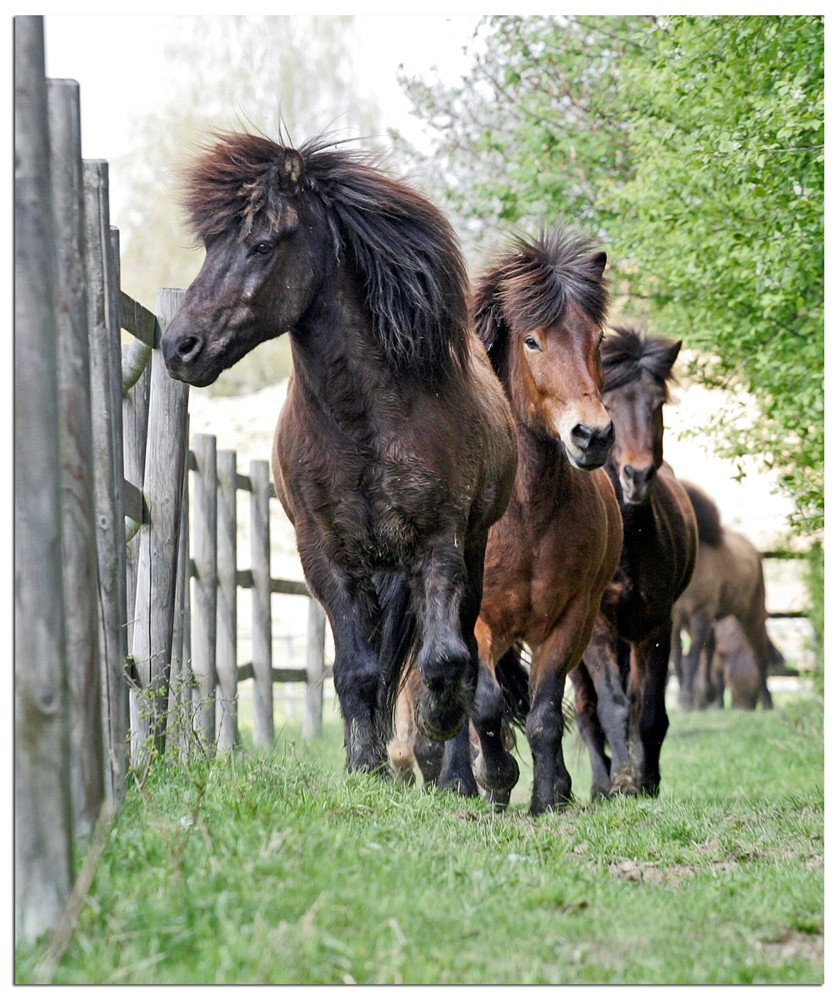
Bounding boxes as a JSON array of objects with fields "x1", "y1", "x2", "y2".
[{"x1": 398, "y1": 14, "x2": 824, "y2": 538}]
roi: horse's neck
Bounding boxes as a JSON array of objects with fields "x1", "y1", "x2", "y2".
[
  {"x1": 515, "y1": 423, "x2": 573, "y2": 496},
  {"x1": 289, "y1": 270, "x2": 399, "y2": 434}
]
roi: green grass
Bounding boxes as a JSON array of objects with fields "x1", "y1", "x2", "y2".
[{"x1": 16, "y1": 691, "x2": 823, "y2": 985}]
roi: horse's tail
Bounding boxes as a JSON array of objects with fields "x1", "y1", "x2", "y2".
[
  {"x1": 495, "y1": 642, "x2": 578, "y2": 730},
  {"x1": 494, "y1": 642, "x2": 531, "y2": 730},
  {"x1": 767, "y1": 632, "x2": 788, "y2": 673},
  {"x1": 681, "y1": 480, "x2": 724, "y2": 547},
  {"x1": 373, "y1": 572, "x2": 419, "y2": 743}
]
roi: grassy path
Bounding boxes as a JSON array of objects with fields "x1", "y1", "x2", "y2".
[{"x1": 17, "y1": 692, "x2": 823, "y2": 985}]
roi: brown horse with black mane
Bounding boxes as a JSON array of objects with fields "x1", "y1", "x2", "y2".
[
  {"x1": 572, "y1": 325, "x2": 697, "y2": 799},
  {"x1": 391, "y1": 225, "x2": 624, "y2": 814},
  {"x1": 162, "y1": 132, "x2": 517, "y2": 774}
]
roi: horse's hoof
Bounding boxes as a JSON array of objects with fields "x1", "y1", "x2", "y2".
[
  {"x1": 439, "y1": 773, "x2": 480, "y2": 798},
  {"x1": 415, "y1": 690, "x2": 466, "y2": 742},
  {"x1": 610, "y1": 771, "x2": 641, "y2": 797},
  {"x1": 484, "y1": 788, "x2": 511, "y2": 812},
  {"x1": 474, "y1": 750, "x2": 519, "y2": 796}
]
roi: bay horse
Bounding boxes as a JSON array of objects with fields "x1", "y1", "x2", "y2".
[
  {"x1": 162, "y1": 132, "x2": 517, "y2": 773},
  {"x1": 391, "y1": 225, "x2": 624, "y2": 814},
  {"x1": 571, "y1": 325, "x2": 697, "y2": 799},
  {"x1": 671, "y1": 481, "x2": 774, "y2": 710}
]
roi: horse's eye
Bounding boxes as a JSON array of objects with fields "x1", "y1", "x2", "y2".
[
  {"x1": 253, "y1": 241, "x2": 274, "y2": 255},
  {"x1": 524, "y1": 335, "x2": 541, "y2": 352}
]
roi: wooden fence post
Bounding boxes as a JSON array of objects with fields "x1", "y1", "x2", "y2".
[
  {"x1": 84, "y1": 158, "x2": 129, "y2": 799},
  {"x1": 14, "y1": 13, "x2": 74, "y2": 944},
  {"x1": 129, "y1": 289, "x2": 189, "y2": 761},
  {"x1": 47, "y1": 76, "x2": 105, "y2": 840},
  {"x1": 216, "y1": 449, "x2": 239, "y2": 750},
  {"x1": 250, "y1": 460, "x2": 275, "y2": 746},
  {"x1": 168, "y1": 468, "x2": 193, "y2": 759},
  {"x1": 191, "y1": 433, "x2": 218, "y2": 747}
]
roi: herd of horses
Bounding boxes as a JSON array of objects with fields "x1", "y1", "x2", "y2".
[{"x1": 162, "y1": 132, "x2": 780, "y2": 813}]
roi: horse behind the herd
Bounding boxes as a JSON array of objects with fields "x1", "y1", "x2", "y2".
[{"x1": 162, "y1": 131, "x2": 731, "y2": 810}]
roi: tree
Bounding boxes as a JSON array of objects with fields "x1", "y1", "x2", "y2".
[{"x1": 398, "y1": 15, "x2": 824, "y2": 536}]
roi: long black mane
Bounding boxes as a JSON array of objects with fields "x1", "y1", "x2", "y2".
[
  {"x1": 178, "y1": 132, "x2": 470, "y2": 380},
  {"x1": 601, "y1": 324, "x2": 680, "y2": 396},
  {"x1": 681, "y1": 481, "x2": 724, "y2": 547},
  {"x1": 472, "y1": 224, "x2": 609, "y2": 374}
]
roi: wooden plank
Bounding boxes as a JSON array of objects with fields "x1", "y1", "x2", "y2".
[
  {"x1": 13, "y1": 14, "x2": 74, "y2": 944},
  {"x1": 216, "y1": 449, "x2": 239, "y2": 750},
  {"x1": 168, "y1": 469, "x2": 193, "y2": 760},
  {"x1": 120, "y1": 290, "x2": 158, "y2": 348},
  {"x1": 191, "y1": 433, "x2": 218, "y2": 747},
  {"x1": 129, "y1": 289, "x2": 189, "y2": 760},
  {"x1": 84, "y1": 159, "x2": 129, "y2": 798},
  {"x1": 237, "y1": 665, "x2": 309, "y2": 684},
  {"x1": 250, "y1": 460, "x2": 274, "y2": 746},
  {"x1": 48, "y1": 76, "x2": 104, "y2": 841}
]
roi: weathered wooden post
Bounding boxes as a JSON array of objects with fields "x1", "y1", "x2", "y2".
[
  {"x1": 84, "y1": 158, "x2": 129, "y2": 798},
  {"x1": 191, "y1": 433, "x2": 219, "y2": 747},
  {"x1": 121, "y1": 295, "x2": 155, "y2": 648},
  {"x1": 47, "y1": 76, "x2": 105, "y2": 840},
  {"x1": 129, "y1": 289, "x2": 189, "y2": 761},
  {"x1": 216, "y1": 449, "x2": 240, "y2": 750},
  {"x1": 14, "y1": 13, "x2": 74, "y2": 944},
  {"x1": 168, "y1": 469, "x2": 193, "y2": 759},
  {"x1": 250, "y1": 460, "x2": 275, "y2": 746}
]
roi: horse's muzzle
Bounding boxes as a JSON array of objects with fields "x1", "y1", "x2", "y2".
[{"x1": 568, "y1": 420, "x2": 615, "y2": 471}]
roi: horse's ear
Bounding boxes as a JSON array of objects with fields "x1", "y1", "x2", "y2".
[
  {"x1": 589, "y1": 251, "x2": 607, "y2": 280},
  {"x1": 278, "y1": 148, "x2": 305, "y2": 194},
  {"x1": 664, "y1": 338, "x2": 683, "y2": 371}
]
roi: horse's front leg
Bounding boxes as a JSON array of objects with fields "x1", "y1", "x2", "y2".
[
  {"x1": 411, "y1": 532, "x2": 476, "y2": 744},
  {"x1": 526, "y1": 621, "x2": 592, "y2": 815},
  {"x1": 436, "y1": 532, "x2": 488, "y2": 797},
  {"x1": 468, "y1": 624, "x2": 520, "y2": 806},
  {"x1": 628, "y1": 620, "x2": 672, "y2": 796},
  {"x1": 299, "y1": 543, "x2": 386, "y2": 772}
]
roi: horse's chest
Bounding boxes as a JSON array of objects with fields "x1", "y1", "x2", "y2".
[{"x1": 281, "y1": 430, "x2": 444, "y2": 568}]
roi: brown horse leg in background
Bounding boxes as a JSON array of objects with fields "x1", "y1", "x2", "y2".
[{"x1": 574, "y1": 626, "x2": 642, "y2": 797}]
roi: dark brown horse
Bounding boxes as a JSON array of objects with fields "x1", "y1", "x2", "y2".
[
  {"x1": 162, "y1": 133, "x2": 517, "y2": 773},
  {"x1": 572, "y1": 325, "x2": 697, "y2": 799},
  {"x1": 672, "y1": 481, "x2": 774, "y2": 710},
  {"x1": 391, "y1": 226, "x2": 624, "y2": 814}
]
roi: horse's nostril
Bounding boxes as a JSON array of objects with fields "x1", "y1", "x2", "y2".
[
  {"x1": 571, "y1": 424, "x2": 593, "y2": 448},
  {"x1": 177, "y1": 335, "x2": 202, "y2": 362}
]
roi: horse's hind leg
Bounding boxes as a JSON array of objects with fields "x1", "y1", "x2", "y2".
[{"x1": 570, "y1": 663, "x2": 612, "y2": 800}]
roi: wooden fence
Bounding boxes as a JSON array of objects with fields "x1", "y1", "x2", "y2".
[{"x1": 14, "y1": 16, "x2": 328, "y2": 946}]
